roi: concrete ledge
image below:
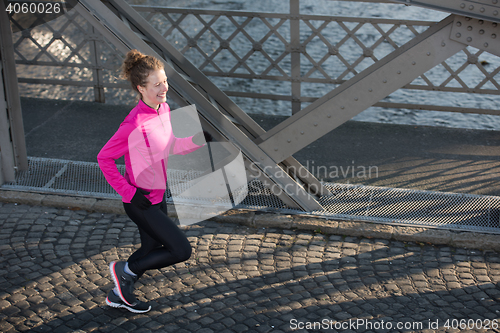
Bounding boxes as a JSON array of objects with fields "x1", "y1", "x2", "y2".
[
  {"x1": 41, "y1": 195, "x2": 97, "y2": 211},
  {"x1": 213, "y1": 210, "x2": 255, "y2": 227},
  {"x1": 0, "y1": 190, "x2": 45, "y2": 205},
  {"x1": 451, "y1": 232, "x2": 500, "y2": 252},
  {"x1": 253, "y1": 213, "x2": 293, "y2": 229},
  {"x1": 392, "y1": 226, "x2": 453, "y2": 245},
  {"x1": 93, "y1": 199, "x2": 125, "y2": 215},
  {"x1": 292, "y1": 216, "x2": 338, "y2": 234},
  {"x1": 1, "y1": 189, "x2": 499, "y2": 252},
  {"x1": 337, "y1": 220, "x2": 394, "y2": 239}
]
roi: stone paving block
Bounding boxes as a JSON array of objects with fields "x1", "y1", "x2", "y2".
[{"x1": 1, "y1": 201, "x2": 500, "y2": 332}]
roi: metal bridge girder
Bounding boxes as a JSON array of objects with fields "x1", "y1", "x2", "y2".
[
  {"x1": 450, "y1": 15, "x2": 500, "y2": 57},
  {"x1": 256, "y1": 15, "x2": 468, "y2": 163},
  {"x1": 0, "y1": 0, "x2": 28, "y2": 184},
  {"x1": 75, "y1": 0, "x2": 326, "y2": 211},
  {"x1": 106, "y1": 0, "x2": 330, "y2": 198},
  {"x1": 389, "y1": 0, "x2": 500, "y2": 23}
]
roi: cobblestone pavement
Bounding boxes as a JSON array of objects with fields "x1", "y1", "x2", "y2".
[{"x1": 1, "y1": 202, "x2": 500, "y2": 333}]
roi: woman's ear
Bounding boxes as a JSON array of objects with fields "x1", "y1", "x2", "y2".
[{"x1": 137, "y1": 85, "x2": 143, "y2": 94}]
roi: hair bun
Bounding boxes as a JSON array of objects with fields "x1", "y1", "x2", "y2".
[{"x1": 122, "y1": 49, "x2": 146, "y2": 80}]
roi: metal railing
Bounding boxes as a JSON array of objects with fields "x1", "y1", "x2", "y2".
[
  {"x1": 9, "y1": 0, "x2": 500, "y2": 115},
  {"x1": 4, "y1": 157, "x2": 500, "y2": 234}
]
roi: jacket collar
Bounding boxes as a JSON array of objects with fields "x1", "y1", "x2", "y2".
[{"x1": 138, "y1": 99, "x2": 165, "y2": 114}]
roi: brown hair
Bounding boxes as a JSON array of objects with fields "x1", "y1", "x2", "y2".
[{"x1": 121, "y1": 49, "x2": 164, "y2": 95}]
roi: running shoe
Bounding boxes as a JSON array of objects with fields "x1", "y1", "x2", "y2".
[
  {"x1": 105, "y1": 290, "x2": 151, "y2": 313},
  {"x1": 109, "y1": 261, "x2": 139, "y2": 307}
]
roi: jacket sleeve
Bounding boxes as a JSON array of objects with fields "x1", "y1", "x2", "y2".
[
  {"x1": 97, "y1": 123, "x2": 137, "y2": 202},
  {"x1": 170, "y1": 136, "x2": 204, "y2": 155}
]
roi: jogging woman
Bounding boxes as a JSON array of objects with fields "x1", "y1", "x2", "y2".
[{"x1": 97, "y1": 49, "x2": 209, "y2": 313}]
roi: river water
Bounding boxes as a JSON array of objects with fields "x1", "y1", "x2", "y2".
[
  {"x1": 123, "y1": 0, "x2": 500, "y2": 131},
  {"x1": 15, "y1": 0, "x2": 500, "y2": 131}
]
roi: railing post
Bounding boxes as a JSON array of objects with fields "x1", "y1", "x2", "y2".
[
  {"x1": 0, "y1": 1, "x2": 28, "y2": 184},
  {"x1": 0, "y1": 64, "x2": 16, "y2": 183},
  {"x1": 90, "y1": 26, "x2": 105, "y2": 103},
  {"x1": 290, "y1": 0, "x2": 301, "y2": 115}
]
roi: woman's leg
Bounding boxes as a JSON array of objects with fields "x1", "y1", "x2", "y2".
[
  {"x1": 126, "y1": 227, "x2": 162, "y2": 279},
  {"x1": 123, "y1": 202, "x2": 192, "y2": 277}
]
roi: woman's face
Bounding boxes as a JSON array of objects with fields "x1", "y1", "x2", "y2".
[{"x1": 138, "y1": 69, "x2": 168, "y2": 109}]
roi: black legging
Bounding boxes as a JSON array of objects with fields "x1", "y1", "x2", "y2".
[{"x1": 123, "y1": 201, "x2": 192, "y2": 278}]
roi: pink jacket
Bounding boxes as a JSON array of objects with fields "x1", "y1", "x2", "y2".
[{"x1": 97, "y1": 100, "x2": 203, "y2": 204}]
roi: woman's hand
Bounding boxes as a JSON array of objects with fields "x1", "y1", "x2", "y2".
[
  {"x1": 131, "y1": 188, "x2": 152, "y2": 210},
  {"x1": 193, "y1": 131, "x2": 213, "y2": 145}
]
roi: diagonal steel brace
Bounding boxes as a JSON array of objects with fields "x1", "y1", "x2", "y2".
[
  {"x1": 256, "y1": 15, "x2": 468, "y2": 163},
  {"x1": 74, "y1": 0, "x2": 327, "y2": 211}
]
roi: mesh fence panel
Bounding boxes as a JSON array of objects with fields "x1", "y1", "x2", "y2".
[{"x1": 3, "y1": 157, "x2": 500, "y2": 233}]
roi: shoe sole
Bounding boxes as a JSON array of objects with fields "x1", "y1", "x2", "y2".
[
  {"x1": 109, "y1": 261, "x2": 135, "y2": 307},
  {"x1": 106, "y1": 296, "x2": 151, "y2": 314}
]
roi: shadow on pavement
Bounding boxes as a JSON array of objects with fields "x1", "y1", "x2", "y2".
[{"x1": 1, "y1": 202, "x2": 500, "y2": 332}]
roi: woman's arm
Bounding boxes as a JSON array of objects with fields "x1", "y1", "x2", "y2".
[{"x1": 97, "y1": 123, "x2": 137, "y2": 202}]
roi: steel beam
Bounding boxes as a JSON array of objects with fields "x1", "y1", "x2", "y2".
[
  {"x1": 257, "y1": 16, "x2": 467, "y2": 163},
  {"x1": 105, "y1": 0, "x2": 330, "y2": 198},
  {"x1": 0, "y1": 0, "x2": 28, "y2": 183},
  {"x1": 74, "y1": 0, "x2": 326, "y2": 210},
  {"x1": 290, "y1": 0, "x2": 301, "y2": 115},
  {"x1": 0, "y1": 61, "x2": 16, "y2": 183},
  {"x1": 389, "y1": 0, "x2": 500, "y2": 23},
  {"x1": 450, "y1": 15, "x2": 500, "y2": 57}
]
